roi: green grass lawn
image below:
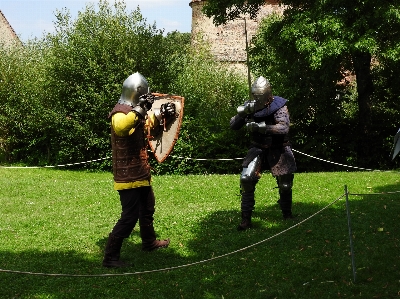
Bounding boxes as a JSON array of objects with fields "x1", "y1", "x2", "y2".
[{"x1": 0, "y1": 168, "x2": 399, "y2": 298}]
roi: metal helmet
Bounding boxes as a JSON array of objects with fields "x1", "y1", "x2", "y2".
[
  {"x1": 251, "y1": 76, "x2": 273, "y2": 111},
  {"x1": 118, "y1": 72, "x2": 149, "y2": 107}
]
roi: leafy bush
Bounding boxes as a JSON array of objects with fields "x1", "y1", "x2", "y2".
[
  {"x1": 41, "y1": 1, "x2": 176, "y2": 168},
  {"x1": 0, "y1": 42, "x2": 55, "y2": 165},
  {"x1": 0, "y1": 0, "x2": 248, "y2": 174},
  {"x1": 152, "y1": 40, "x2": 250, "y2": 174},
  {"x1": 2, "y1": 0, "x2": 400, "y2": 173},
  {"x1": 249, "y1": 12, "x2": 400, "y2": 171},
  {"x1": 0, "y1": 1, "x2": 191, "y2": 169}
]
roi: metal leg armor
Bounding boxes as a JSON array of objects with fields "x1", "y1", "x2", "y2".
[
  {"x1": 276, "y1": 173, "x2": 294, "y2": 219},
  {"x1": 237, "y1": 156, "x2": 262, "y2": 230},
  {"x1": 240, "y1": 155, "x2": 262, "y2": 212}
]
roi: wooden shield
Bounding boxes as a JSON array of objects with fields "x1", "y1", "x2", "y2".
[{"x1": 147, "y1": 93, "x2": 184, "y2": 163}]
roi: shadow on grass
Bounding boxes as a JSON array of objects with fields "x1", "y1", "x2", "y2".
[{"x1": 0, "y1": 194, "x2": 398, "y2": 299}]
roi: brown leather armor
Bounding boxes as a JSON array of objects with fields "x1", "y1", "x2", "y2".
[{"x1": 109, "y1": 104, "x2": 151, "y2": 183}]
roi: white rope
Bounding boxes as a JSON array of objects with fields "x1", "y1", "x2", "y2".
[
  {"x1": 349, "y1": 190, "x2": 400, "y2": 196},
  {"x1": 170, "y1": 155, "x2": 243, "y2": 161},
  {"x1": 1, "y1": 149, "x2": 398, "y2": 277},
  {"x1": 0, "y1": 148, "x2": 390, "y2": 173},
  {"x1": 291, "y1": 149, "x2": 377, "y2": 171},
  {"x1": 0, "y1": 193, "x2": 345, "y2": 277},
  {"x1": 0, "y1": 157, "x2": 111, "y2": 169}
]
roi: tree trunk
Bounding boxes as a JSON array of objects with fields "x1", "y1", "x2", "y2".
[{"x1": 352, "y1": 51, "x2": 373, "y2": 164}]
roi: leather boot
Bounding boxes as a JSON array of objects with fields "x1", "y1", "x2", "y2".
[
  {"x1": 279, "y1": 191, "x2": 295, "y2": 220},
  {"x1": 283, "y1": 211, "x2": 295, "y2": 219},
  {"x1": 140, "y1": 224, "x2": 170, "y2": 251},
  {"x1": 237, "y1": 211, "x2": 252, "y2": 230},
  {"x1": 102, "y1": 233, "x2": 130, "y2": 268}
]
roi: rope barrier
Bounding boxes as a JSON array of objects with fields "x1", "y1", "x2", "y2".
[
  {"x1": 170, "y1": 155, "x2": 244, "y2": 161},
  {"x1": 348, "y1": 190, "x2": 400, "y2": 196},
  {"x1": 0, "y1": 193, "x2": 345, "y2": 277},
  {"x1": 0, "y1": 149, "x2": 398, "y2": 277},
  {"x1": 291, "y1": 149, "x2": 377, "y2": 171},
  {"x1": 0, "y1": 148, "x2": 389, "y2": 172},
  {"x1": 0, "y1": 157, "x2": 111, "y2": 169}
]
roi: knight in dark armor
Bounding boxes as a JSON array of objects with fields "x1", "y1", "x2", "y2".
[
  {"x1": 103, "y1": 72, "x2": 175, "y2": 267},
  {"x1": 230, "y1": 76, "x2": 297, "y2": 230}
]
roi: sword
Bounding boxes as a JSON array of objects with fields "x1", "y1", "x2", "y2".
[
  {"x1": 244, "y1": 18, "x2": 252, "y2": 100},
  {"x1": 242, "y1": 18, "x2": 256, "y2": 124}
]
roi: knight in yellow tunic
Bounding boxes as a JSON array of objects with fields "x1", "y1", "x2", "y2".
[{"x1": 103, "y1": 72, "x2": 175, "y2": 268}]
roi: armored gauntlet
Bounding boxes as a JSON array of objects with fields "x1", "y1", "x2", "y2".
[
  {"x1": 237, "y1": 101, "x2": 256, "y2": 117},
  {"x1": 246, "y1": 121, "x2": 268, "y2": 134},
  {"x1": 133, "y1": 93, "x2": 156, "y2": 118},
  {"x1": 154, "y1": 102, "x2": 176, "y2": 131}
]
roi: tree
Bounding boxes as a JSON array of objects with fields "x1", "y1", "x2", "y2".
[
  {"x1": 0, "y1": 0, "x2": 249, "y2": 174},
  {"x1": 203, "y1": 0, "x2": 400, "y2": 167},
  {"x1": 0, "y1": 42, "x2": 56, "y2": 164},
  {"x1": 158, "y1": 39, "x2": 249, "y2": 174},
  {"x1": 0, "y1": 0, "x2": 192, "y2": 167}
]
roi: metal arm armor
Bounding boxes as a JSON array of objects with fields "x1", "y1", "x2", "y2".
[
  {"x1": 246, "y1": 121, "x2": 268, "y2": 134},
  {"x1": 237, "y1": 101, "x2": 255, "y2": 117},
  {"x1": 132, "y1": 105, "x2": 147, "y2": 119}
]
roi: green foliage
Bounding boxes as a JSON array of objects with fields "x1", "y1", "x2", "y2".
[
  {"x1": 0, "y1": 0, "x2": 192, "y2": 169},
  {"x1": 0, "y1": 0, "x2": 249, "y2": 174},
  {"x1": 204, "y1": 0, "x2": 400, "y2": 170},
  {"x1": 41, "y1": 0, "x2": 171, "y2": 167},
  {"x1": 202, "y1": 0, "x2": 265, "y2": 26},
  {"x1": 250, "y1": 13, "x2": 356, "y2": 172},
  {"x1": 0, "y1": 42, "x2": 56, "y2": 165},
  {"x1": 2, "y1": 0, "x2": 400, "y2": 173},
  {"x1": 0, "y1": 169, "x2": 399, "y2": 298},
  {"x1": 150, "y1": 41, "x2": 249, "y2": 174}
]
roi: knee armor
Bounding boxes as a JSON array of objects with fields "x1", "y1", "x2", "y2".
[
  {"x1": 240, "y1": 155, "x2": 262, "y2": 193},
  {"x1": 277, "y1": 173, "x2": 294, "y2": 194}
]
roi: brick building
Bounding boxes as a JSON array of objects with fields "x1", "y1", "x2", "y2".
[
  {"x1": 189, "y1": 0, "x2": 284, "y2": 73},
  {"x1": 0, "y1": 10, "x2": 21, "y2": 47}
]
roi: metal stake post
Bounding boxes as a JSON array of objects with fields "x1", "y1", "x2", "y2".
[{"x1": 344, "y1": 185, "x2": 357, "y2": 283}]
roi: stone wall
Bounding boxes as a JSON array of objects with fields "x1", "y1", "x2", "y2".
[
  {"x1": 0, "y1": 10, "x2": 21, "y2": 48},
  {"x1": 189, "y1": 0, "x2": 284, "y2": 73}
]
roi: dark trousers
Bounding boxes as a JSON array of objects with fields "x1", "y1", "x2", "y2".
[{"x1": 111, "y1": 186, "x2": 155, "y2": 238}]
